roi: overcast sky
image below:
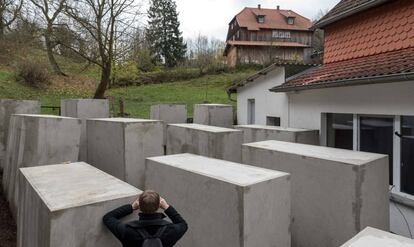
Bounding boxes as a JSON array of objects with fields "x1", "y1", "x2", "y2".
[{"x1": 142, "y1": 0, "x2": 340, "y2": 40}]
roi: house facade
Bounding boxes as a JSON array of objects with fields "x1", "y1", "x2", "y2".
[
  {"x1": 231, "y1": 0, "x2": 414, "y2": 238},
  {"x1": 224, "y1": 5, "x2": 314, "y2": 68}
]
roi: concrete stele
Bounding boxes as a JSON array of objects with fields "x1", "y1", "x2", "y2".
[
  {"x1": 0, "y1": 100, "x2": 40, "y2": 169},
  {"x1": 2, "y1": 114, "x2": 82, "y2": 217},
  {"x1": 150, "y1": 104, "x2": 187, "y2": 145},
  {"x1": 340, "y1": 227, "x2": 414, "y2": 247},
  {"x1": 235, "y1": 124, "x2": 319, "y2": 145},
  {"x1": 167, "y1": 123, "x2": 243, "y2": 162},
  {"x1": 145, "y1": 153, "x2": 291, "y2": 247},
  {"x1": 86, "y1": 118, "x2": 163, "y2": 189},
  {"x1": 242, "y1": 140, "x2": 390, "y2": 247},
  {"x1": 61, "y1": 99, "x2": 110, "y2": 161},
  {"x1": 193, "y1": 104, "x2": 233, "y2": 128},
  {"x1": 18, "y1": 162, "x2": 141, "y2": 247}
]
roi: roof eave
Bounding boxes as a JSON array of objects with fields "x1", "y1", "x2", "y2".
[
  {"x1": 314, "y1": 0, "x2": 390, "y2": 29},
  {"x1": 270, "y1": 72, "x2": 414, "y2": 93}
]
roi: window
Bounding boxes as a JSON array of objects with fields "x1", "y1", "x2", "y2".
[
  {"x1": 257, "y1": 16, "x2": 265, "y2": 23},
  {"x1": 401, "y1": 116, "x2": 414, "y2": 195},
  {"x1": 247, "y1": 99, "x2": 255, "y2": 124},
  {"x1": 272, "y1": 30, "x2": 291, "y2": 39},
  {"x1": 236, "y1": 31, "x2": 240, "y2": 39},
  {"x1": 287, "y1": 17, "x2": 295, "y2": 25},
  {"x1": 359, "y1": 117, "x2": 394, "y2": 184},
  {"x1": 267, "y1": 117, "x2": 281, "y2": 126},
  {"x1": 326, "y1": 113, "x2": 353, "y2": 150}
]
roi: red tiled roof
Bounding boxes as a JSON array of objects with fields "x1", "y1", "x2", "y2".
[
  {"x1": 234, "y1": 7, "x2": 312, "y2": 31},
  {"x1": 315, "y1": 0, "x2": 391, "y2": 28},
  {"x1": 270, "y1": 47, "x2": 414, "y2": 92},
  {"x1": 227, "y1": 40, "x2": 310, "y2": 48},
  {"x1": 323, "y1": 0, "x2": 414, "y2": 63}
]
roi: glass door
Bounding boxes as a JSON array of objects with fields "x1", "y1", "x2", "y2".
[
  {"x1": 401, "y1": 116, "x2": 414, "y2": 195},
  {"x1": 359, "y1": 116, "x2": 394, "y2": 184}
]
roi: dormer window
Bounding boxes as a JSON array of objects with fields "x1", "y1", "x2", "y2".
[
  {"x1": 287, "y1": 17, "x2": 295, "y2": 25},
  {"x1": 257, "y1": 15, "x2": 265, "y2": 23}
]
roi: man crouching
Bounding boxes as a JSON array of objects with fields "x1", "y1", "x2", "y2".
[{"x1": 103, "y1": 190, "x2": 188, "y2": 247}]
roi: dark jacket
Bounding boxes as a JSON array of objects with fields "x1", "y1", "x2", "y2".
[{"x1": 103, "y1": 204, "x2": 188, "y2": 247}]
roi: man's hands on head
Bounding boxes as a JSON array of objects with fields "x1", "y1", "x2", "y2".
[
  {"x1": 132, "y1": 198, "x2": 140, "y2": 211},
  {"x1": 159, "y1": 197, "x2": 170, "y2": 210}
]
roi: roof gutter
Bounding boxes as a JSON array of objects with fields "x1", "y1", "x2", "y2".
[
  {"x1": 270, "y1": 72, "x2": 414, "y2": 93},
  {"x1": 314, "y1": 0, "x2": 390, "y2": 29}
]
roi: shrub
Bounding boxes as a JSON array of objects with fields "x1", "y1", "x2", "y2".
[{"x1": 15, "y1": 60, "x2": 50, "y2": 88}]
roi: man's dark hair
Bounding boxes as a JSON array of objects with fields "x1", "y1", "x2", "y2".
[{"x1": 139, "y1": 190, "x2": 160, "y2": 214}]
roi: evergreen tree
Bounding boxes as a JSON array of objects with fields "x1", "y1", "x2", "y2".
[{"x1": 146, "y1": 0, "x2": 187, "y2": 67}]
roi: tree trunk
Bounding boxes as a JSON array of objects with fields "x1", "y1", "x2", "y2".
[
  {"x1": 94, "y1": 63, "x2": 111, "y2": 99},
  {"x1": 45, "y1": 26, "x2": 66, "y2": 76}
]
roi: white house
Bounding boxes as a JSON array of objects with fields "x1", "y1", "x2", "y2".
[{"x1": 229, "y1": 0, "x2": 414, "y2": 239}]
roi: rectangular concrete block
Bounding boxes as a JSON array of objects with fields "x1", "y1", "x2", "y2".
[
  {"x1": 167, "y1": 123, "x2": 243, "y2": 162},
  {"x1": 18, "y1": 162, "x2": 141, "y2": 247},
  {"x1": 150, "y1": 104, "x2": 187, "y2": 145},
  {"x1": 2, "y1": 114, "x2": 81, "y2": 216},
  {"x1": 145, "y1": 153, "x2": 291, "y2": 247},
  {"x1": 193, "y1": 104, "x2": 233, "y2": 128},
  {"x1": 235, "y1": 124, "x2": 319, "y2": 145},
  {"x1": 61, "y1": 99, "x2": 110, "y2": 161},
  {"x1": 86, "y1": 118, "x2": 163, "y2": 188},
  {"x1": 340, "y1": 227, "x2": 414, "y2": 246},
  {"x1": 0, "y1": 100, "x2": 40, "y2": 169},
  {"x1": 242, "y1": 140, "x2": 389, "y2": 247}
]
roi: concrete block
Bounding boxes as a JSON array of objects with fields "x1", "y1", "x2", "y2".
[
  {"x1": 167, "y1": 123, "x2": 242, "y2": 162},
  {"x1": 242, "y1": 140, "x2": 389, "y2": 247},
  {"x1": 2, "y1": 114, "x2": 82, "y2": 217},
  {"x1": 145, "y1": 153, "x2": 291, "y2": 247},
  {"x1": 235, "y1": 124, "x2": 319, "y2": 145},
  {"x1": 340, "y1": 227, "x2": 414, "y2": 246},
  {"x1": 61, "y1": 99, "x2": 110, "y2": 161},
  {"x1": 193, "y1": 104, "x2": 233, "y2": 128},
  {"x1": 0, "y1": 100, "x2": 40, "y2": 169},
  {"x1": 86, "y1": 118, "x2": 163, "y2": 188},
  {"x1": 150, "y1": 104, "x2": 187, "y2": 145},
  {"x1": 18, "y1": 162, "x2": 141, "y2": 247}
]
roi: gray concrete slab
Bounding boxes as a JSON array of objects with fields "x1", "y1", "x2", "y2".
[
  {"x1": 61, "y1": 99, "x2": 110, "y2": 161},
  {"x1": 340, "y1": 227, "x2": 414, "y2": 246},
  {"x1": 145, "y1": 153, "x2": 291, "y2": 247},
  {"x1": 167, "y1": 123, "x2": 243, "y2": 162},
  {"x1": 2, "y1": 114, "x2": 82, "y2": 217},
  {"x1": 242, "y1": 140, "x2": 390, "y2": 247},
  {"x1": 235, "y1": 124, "x2": 319, "y2": 145},
  {"x1": 0, "y1": 100, "x2": 40, "y2": 169},
  {"x1": 193, "y1": 104, "x2": 233, "y2": 128},
  {"x1": 150, "y1": 104, "x2": 187, "y2": 145},
  {"x1": 18, "y1": 162, "x2": 141, "y2": 247},
  {"x1": 86, "y1": 118, "x2": 163, "y2": 189}
]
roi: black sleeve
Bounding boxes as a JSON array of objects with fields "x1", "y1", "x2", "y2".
[
  {"x1": 102, "y1": 204, "x2": 133, "y2": 241},
  {"x1": 164, "y1": 206, "x2": 188, "y2": 242}
]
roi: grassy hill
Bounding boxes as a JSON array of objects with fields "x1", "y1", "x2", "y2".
[{"x1": 0, "y1": 64, "x2": 254, "y2": 118}]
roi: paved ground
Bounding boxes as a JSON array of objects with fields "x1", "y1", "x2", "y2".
[{"x1": 0, "y1": 171, "x2": 16, "y2": 247}]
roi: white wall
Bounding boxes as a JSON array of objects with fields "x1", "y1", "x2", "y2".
[
  {"x1": 287, "y1": 81, "x2": 414, "y2": 129},
  {"x1": 237, "y1": 67, "x2": 289, "y2": 126}
]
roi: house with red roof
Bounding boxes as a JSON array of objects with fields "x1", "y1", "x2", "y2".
[
  {"x1": 224, "y1": 5, "x2": 314, "y2": 67},
  {"x1": 229, "y1": 0, "x2": 414, "y2": 238}
]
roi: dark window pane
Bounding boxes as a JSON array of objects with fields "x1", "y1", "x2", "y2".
[
  {"x1": 401, "y1": 116, "x2": 414, "y2": 195},
  {"x1": 326, "y1": 113, "x2": 353, "y2": 150},
  {"x1": 359, "y1": 117, "x2": 394, "y2": 185},
  {"x1": 267, "y1": 116, "x2": 281, "y2": 126}
]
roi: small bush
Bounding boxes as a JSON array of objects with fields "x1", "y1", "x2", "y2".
[{"x1": 15, "y1": 60, "x2": 50, "y2": 88}]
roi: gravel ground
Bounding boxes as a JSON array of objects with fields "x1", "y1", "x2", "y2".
[{"x1": 0, "y1": 171, "x2": 16, "y2": 247}]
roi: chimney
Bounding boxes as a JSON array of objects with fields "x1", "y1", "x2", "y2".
[
  {"x1": 258, "y1": 4, "x2": 261, "y2": 9},
  {"x1": 277, "y1": 5, "x2": 280, "y2": 10}
]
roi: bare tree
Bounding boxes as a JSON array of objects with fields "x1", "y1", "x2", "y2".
[
  {"x1": 188, "y1": 34, "x2": 225, "y2": 74},
  {"x1": 0, "y1": 0, "x2": 22, "y2": 37},
  {"x1": 29, "y1": 0, "x2": 66, "y2": 75},
  {"x1": 64, "y1": 0, "x2": 139, "y2": 98}
]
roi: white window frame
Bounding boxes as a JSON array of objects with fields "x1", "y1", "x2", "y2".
[{"x1": 272, "y1": 30, "x2": 291, "y2": 39}]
